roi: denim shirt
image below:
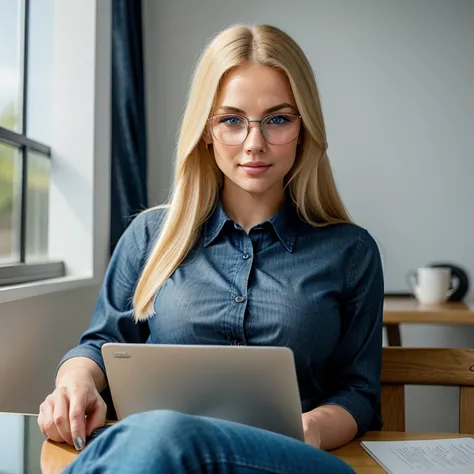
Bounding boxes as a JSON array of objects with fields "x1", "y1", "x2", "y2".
[{"x1": 58, "y1": 199, "x2": 384, "y2": 436}]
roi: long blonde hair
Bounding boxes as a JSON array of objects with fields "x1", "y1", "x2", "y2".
[{"x1": 133, "y1": 24, "x2": 352, "y2": 321}]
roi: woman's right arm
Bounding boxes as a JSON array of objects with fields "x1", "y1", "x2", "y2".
[{"x1": 38, "y1": 209, "x2": 165, "y2": 450}]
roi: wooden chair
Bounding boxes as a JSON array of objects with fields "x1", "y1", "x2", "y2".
[{"x1": 381, "y1": 347, "x2": 474, "y2": 433}]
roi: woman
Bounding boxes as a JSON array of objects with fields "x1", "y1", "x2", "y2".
[{"x1": 38, "y1": 24, "x2": 383, "y2": 473}]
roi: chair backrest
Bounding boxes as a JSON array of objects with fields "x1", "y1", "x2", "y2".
[{"x1": 381, "y1": 347, "x2": 474, "y2": 433}]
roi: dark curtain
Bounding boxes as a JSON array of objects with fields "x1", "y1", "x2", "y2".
[
  {"x1": 104, "y1": 0, "x2": 148, "y2": 419},
  {"x1": 110, "y1": 0, "x2": 148, "y2": 255}
]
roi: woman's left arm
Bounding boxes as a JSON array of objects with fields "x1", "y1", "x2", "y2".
[{"x1": 305, "y1": 229, "x2": 384, "y2": 451}]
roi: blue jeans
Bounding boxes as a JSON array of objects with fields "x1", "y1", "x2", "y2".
[{"x1": 63, "y1": 410, "x2": 355, "y2": 473}]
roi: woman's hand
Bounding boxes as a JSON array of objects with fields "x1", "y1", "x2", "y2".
[
  {"x1": 37, "y1": 369, "x2": 107, "y2": 451},
  {"x1": 302, "y1": 412, "x2": 322, "y2": 449}
]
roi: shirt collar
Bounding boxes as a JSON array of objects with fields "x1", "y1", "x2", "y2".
[
  {"x1": 203, "y1": 197, "x2": 298, "y2": 253},
  {"x1": 268, "y1": 198, "x2": 298, "y2": 252},
  {"x1": 203, "y1": 200, "x2": 230, "y2": 248}
]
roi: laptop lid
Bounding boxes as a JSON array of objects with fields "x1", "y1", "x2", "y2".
[{"x1": 102, "y1": 343, "x2": 304, "y2": 441}]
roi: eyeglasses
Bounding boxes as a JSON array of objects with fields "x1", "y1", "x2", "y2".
[{"x1": 207, "y1": 113, "x2": 302, "y2": 146}]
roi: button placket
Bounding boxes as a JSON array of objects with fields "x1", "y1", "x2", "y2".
[{"x1": 229, "y1": 238, "x2": 251, "y2": 346}]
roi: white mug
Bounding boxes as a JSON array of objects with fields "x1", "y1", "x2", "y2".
[{"x1": 407, "y1": 267, "x2": 458, "y2": 304}]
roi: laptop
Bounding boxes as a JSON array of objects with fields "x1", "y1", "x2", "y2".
[{"x1": 101, "y1": 343, "x2": 304, "y2": 441}]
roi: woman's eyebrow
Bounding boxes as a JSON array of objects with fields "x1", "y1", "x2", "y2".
[{"x1": 215, "y1": 103, "x2": 297, "y2": 114}]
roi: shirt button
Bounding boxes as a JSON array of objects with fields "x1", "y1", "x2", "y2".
[
  {"x1": 242, "y1": 254, "x2": 250, "y2": 260},
  {"x1": 235, "y1": 296, "x2": 245, "y2": 303}
]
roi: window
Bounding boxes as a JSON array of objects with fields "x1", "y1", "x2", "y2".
[{"x1": 0, "y1": 0, "x2": 64, "y2": 285}]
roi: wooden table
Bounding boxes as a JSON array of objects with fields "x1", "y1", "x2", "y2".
[
  {"x1": 331, "y1": 431, "x2": 473, "y2": 473},
  {"x1": 40, "y1": 431, "x2": 474, "y2": 473},
  {"x1": 383, "y1": 297, "x2": 474, "y2": 346}
]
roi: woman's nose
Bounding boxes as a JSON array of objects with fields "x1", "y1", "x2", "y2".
[{"x1": 244, "y1": 124, "x2": 267, "y2": 154}]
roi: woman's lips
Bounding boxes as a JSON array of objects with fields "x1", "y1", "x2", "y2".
[{"x1": 240, "y1": 164, "x2": 271, "y2": 176}]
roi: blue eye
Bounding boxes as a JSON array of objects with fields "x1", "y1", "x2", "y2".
[
  {"x1": 219, "y1": 116, "x2": 243, "y2": 125},
  {"x1": 267, "y1": 115, "x2": 290, "y2": 125}
]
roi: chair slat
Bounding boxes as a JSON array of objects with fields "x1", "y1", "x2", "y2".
[{"x1": 382, "y1": 348, "x2": 474, "y2": 386}]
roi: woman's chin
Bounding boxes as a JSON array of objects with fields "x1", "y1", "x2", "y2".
[{"x1": 234, "y1": 179, "x2": 277, "y2": 195}]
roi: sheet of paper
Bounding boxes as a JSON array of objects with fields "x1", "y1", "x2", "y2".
[{"x1": 361, "y1": 438, "x2": 474, "y2": 474}]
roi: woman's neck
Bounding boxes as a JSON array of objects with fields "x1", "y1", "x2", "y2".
[{"x1": 220, "y1": 180, "x2": 285, "y2": 233}]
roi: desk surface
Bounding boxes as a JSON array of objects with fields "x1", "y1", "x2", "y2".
[
  {"x1": 331, "y1": 431, "x2": 474, "y2": 473},
  {"x1": 383, "y1": 296, "x2": 474, "y2": 324}
]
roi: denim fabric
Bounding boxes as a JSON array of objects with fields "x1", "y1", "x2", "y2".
[
  {"x1": 58, "y1": 198, "x2": 384, "y2": 436},
  {"x1": 63, "y1": 410, "x2": 356, "y2": 473}
]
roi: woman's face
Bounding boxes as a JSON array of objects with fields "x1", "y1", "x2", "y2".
[{"x1": 207, "y1": 63, "x2": 300, "y2": 198}]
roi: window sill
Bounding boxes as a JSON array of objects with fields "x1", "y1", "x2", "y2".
[{"x1": 0, "y1": 275, "x2": 98, "y2": 304}]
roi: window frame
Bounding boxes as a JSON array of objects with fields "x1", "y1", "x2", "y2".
[{"x1": 0, "y1": 0, "x2": 65, "y2": 286}]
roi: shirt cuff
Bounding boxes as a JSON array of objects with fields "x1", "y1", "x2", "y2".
[{"x1": 319, "y1": 390, "x2": 376, "y2": 437}]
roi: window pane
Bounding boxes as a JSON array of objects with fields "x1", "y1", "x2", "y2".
[
  {"x1": 27, "y1": 0, "x2": 53, "y2": 143},
  {"x1": 25, "y1": 151, "x2": 50, "y2": 261},
  {"x1": 0, "y1": 0, "x2": 23, "y2": 132},
  {"x1": 0, "y1": 142, "x2": 21, "y2": 263}
]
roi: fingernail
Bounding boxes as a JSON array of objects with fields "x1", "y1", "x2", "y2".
[{"x1": 74, "y1": 436, "x2": 84, "y2": 451}]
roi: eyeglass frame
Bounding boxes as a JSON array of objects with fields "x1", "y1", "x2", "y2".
[{"x1": 206, "y1": 112, "x2": 303, "y2": 146}]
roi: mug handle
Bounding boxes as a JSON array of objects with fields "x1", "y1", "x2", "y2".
[
  {"x1": 406, "y1": 270, "x2": 418, "y2": 293},
  {"x1": 447, "y1": 276, "x2": 461, "y2": 297}
]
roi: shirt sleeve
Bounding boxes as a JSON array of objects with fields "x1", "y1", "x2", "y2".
[
  {"x1": 320, "y1": 229, "x2": 384, "y2": 437},
  {"x1": 55, "y1": 209, "x2": 163, "y2": 381}
]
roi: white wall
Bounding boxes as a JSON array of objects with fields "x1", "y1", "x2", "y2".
[
  {"x1": 143, "y1": 0, "x2": 474, "y2": 432},
  {"x1": 0, "y1": 287, "x2": 98, "y2": 412}
]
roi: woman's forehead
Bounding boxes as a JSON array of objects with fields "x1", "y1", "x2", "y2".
[{"x1": 215, "y1": 64, "x2": 296, "y2": 112}]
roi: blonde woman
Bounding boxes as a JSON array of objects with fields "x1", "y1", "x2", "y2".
[{"x1": 39, "y1": 24, "x2": 383, "y2": 473}]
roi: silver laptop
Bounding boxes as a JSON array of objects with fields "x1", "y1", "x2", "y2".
[{"x1": 102, "y1": 343, "x2": 304, "y2": 441}]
